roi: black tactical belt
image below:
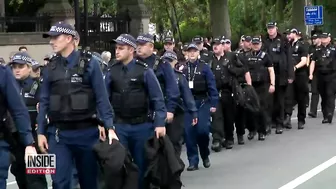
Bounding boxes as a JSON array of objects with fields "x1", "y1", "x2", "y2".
[
  {"x1": 55, "y1": 120, "x2": 97, "y2": 130},
  {"x1": 114, "y1": 116, "x2": 150, "y2": 125},
  {"x1": 193, "y1": 94, "x2": 208, "y2": 100}
]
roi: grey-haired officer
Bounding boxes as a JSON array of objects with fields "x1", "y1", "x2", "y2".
[
  {"x1": 0, "y1": 62, "x2": 36, "y2": 188},
  {"x1": 163, "y1": 50, "x2": 197, "y2": 157},
  {"x1": 284, "y1": 28, "x2": 309, "y2": 129},
  {"x1": 244, "y1": 37, "x2": 275, "y2": 140},
  {"x1": 308, "y1": 34, "x2": 321, "y2": 118},
  {"x1": 182, "y1": 43, "x2": 219, "y2": 171},
  {"x1": 37, "y1": 21, "x2": 117, "y2": 189},
  {"x1": 105, "y1": 34, "x2": 166, "y2": 189},
  {"x1": 8, "y1": 52, "x2": 48, "y2": 189},
  {"x1": 309, "y1": 32, "x2": 336, "y2": 124},
  {"x1": 262, "y1": 21, "x2": 294, "y2": 134},
  {"x1": 136, "y1": 34, "x2": 180, "y2": 124},
  {"x1": 192, "y1": 35, "x2": 213, "y2": 63}
]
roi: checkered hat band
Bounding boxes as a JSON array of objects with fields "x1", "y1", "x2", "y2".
[
  {"x1": 12, "y1": 55, "x2": 32, "y2": 63},
  {"x1": 165, "y1": 52, "x2": 177, "y2": 60},
  {"x1": 137, "y1": 36, "x2": 154, "y2": 43},
  {"x1": 117, "y1": 36, "x2": 137, "y2": 48},
  {"x1": 50, "y1": 26, "x2": 76, "y2": 36}
]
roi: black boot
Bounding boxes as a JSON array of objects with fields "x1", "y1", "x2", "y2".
[
  {"x1": 247, "y1": 131, "x2": 256, "y2": 140},
  {"x1": 275, "y1": 124, "x2": 283, "y2": 134},
  {"x1": 237, "y1": 135, "x2": 245, "y2": 145},
  {"x1": 284, "y1": 115, "x2": 292, "y2": 129},
  {"x1": 211, "y1": 141, "x2": 222, "y2": 152},
  {"x1": 298, "y1": 121, "x2": 305, "y2": 129}
]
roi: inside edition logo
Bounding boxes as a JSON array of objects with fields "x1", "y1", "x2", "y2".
[{"x1": 26, "y1": 154, "x2": 56, "y2": 174}]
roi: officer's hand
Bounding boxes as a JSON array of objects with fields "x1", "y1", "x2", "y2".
[
  {"x1": 24, "y1": 145, "x2": 37, "y2": 164},
  {"x1": 155, "y1": 127, "x2": 166, "y2": 138},
  {"x1": 166, "y1": 112, "x2": 174, "y2": 123},
  {"x1": 192, "y1": 118, "x2": 198, "y2": 126},
  {"x1": 210, "y1": 107, "x2": 216, "y2": 113},
  {"x1": 309, "y1": 74, "x2": 313, "y2": 80},
  {"x1": 269, "y1": 85, "x2": 275, "y2": 93},
  {"x1": 108, "y1": 129, "x2": 119, "y2": 144},
  {"x1": 98, "y1": 126, "x2": 106, "y2": 141},
  {"x1": 288, "y1": 79, "x2": 293, "y2": 84},
  {"x1": 36, "y1": 103, "x2": 39, "y2": 113},
  {"x1": 37, "y1": 134, "x2": 48, "y2": 154}
]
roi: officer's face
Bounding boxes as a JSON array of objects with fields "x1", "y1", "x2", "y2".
[
  {"x1": 212, "y1": 43, "x2": 223, "y2": 54},
  {"x1": 312, "y1": 38, "x2": 320, "y2": 45},
  {"x1": 223, "y1": 42, "x2": 231, "y2": 52},
  {"x1": 31, "y1": 67, "x2": 41, "y2": 78},
  {"x1": 11, "y1": 63, "x2": 31, "y2": 80},
  {"x1": 136, "y1": 43, "x2": 153, "y2": 57},
  {"x1": 243, "y1": 41, "x2": 252, "y2": 49},
  {"x1": 187, "y1": 49, "x2": 199, "y2": 61},
  {"x1": 49, "y1": 34, "x2": 73, "y2": 53},
  {"x1": 115, "y1": 44, "x2": 133, "y2": 61},
  {"x1": 164, "y1": 42, "x2": 175, "y2": 51},
  {"x1": 252, "y1": 43, "x2": 261, "y2": 51},
  {"x1": 196, "y1": 42, "x2": 203, "y2": 51},
  {"x1": 267, "y1": 27, "x2": 277, "y2": 36},
  {"x1": 320, "y1": 37, "x2": 330, "y2": 45}
]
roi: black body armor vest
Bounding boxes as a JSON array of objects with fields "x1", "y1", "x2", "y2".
[
  {"x1": 246, "y1": 51, "x2": 268, "y2": 82},
  {"x1": 109, "y1": 60, "x2": 149, "y2": 123},
  {"x1": 47, "y1": 51, "x2": 96, "y2": 122},
  {"x1": 187, "y1": 61, "x2": 207, "y2": 97}
]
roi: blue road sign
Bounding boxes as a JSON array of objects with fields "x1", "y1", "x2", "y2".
[{"x1": 304, "y1": 5, "x2": 323, "y2": 25}]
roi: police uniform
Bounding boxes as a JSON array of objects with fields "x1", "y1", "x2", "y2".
[
  {"x1": 8, "y1": 52, "x2": 48, "y2": 189},
  {"x1": 163, "y1": 50, "x2": 197, "y2": 157},
  {"x1": 308, "y1": 34, "x2": 320, "y2": 117},
  {"x1": 182, "y1": 43, "x2": 218, "y2": 171},
  {"x1": 262, "y1": 21, "x2": 294, "y2": 134},
  {"x1": 105, "y1": 34, "x2": 167, "y2": 189},
  {"x1": 311, "y1": 33, "x2": 336, "y2": 123},
  {"x1": 0, "y1": 65, "x2": 34, "y2": 189},
  {"x1": 37, "y1": 22, "x2": 114, "y2": 189},
  {"x1": 192, "y1": 35, "x2": 213, "y2": 63},
  {"x1": 136, "y1": 34, "x2": 180, "y2": 115},
  {"x1": 284, "y1": 28, "x2": 309, "y2": 129},
  {"x1": 210, "y1": 38, "x2": 248, "y2": 150},
  {"x1": 244, "y1": 37, "x2": 273, "y2": 140}
]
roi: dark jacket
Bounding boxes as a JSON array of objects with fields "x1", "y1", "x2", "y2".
[
  {"x1": 144, "y1": 136, "x2": 184, "y2": 189},
  {"x1": 94, "y1": 140, "x2": 139, "y2": 189}
]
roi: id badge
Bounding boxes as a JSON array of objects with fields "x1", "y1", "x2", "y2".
[{"x1": 188, "y1": 81, "x2": 194, "y2": 89}]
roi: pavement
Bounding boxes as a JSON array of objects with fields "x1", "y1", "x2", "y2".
[{"x1": 6, "y1": 105, "x2": 336, "y2": 189}]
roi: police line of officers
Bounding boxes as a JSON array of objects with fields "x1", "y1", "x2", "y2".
[{"x1": 0, "y1": 20, "x2": 335, "y2": 189}]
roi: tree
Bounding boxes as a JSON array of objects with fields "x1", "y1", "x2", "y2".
[{"x1": 209, "y1": 0, "x2": 231, "y2": 38}]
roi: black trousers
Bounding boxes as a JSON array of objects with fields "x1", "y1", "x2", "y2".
[
  {"x1": 246, "y1": 83, "x2": 268, "y2": 134},
  {"x1": 310, "y1": 73, "x2": 320, "y2": 114},
  {"x1": 211, "y1": 96, "x2": 224, "y2": 142},
  {"x1": 317, "y1": 74, "x2": 336, "y2": 119},
  {"x1": 271, "y1": 82, "x2": 287, "y2": 127},
  {"x1": 10, "y1": 132, "x2": 48, "y2": 189},
  {"x1": 221, "y1": 90, "x2": 245, "y2": 141},
  {"x1": 284, "y1": 73, "x2": 309, "y2": 123}
]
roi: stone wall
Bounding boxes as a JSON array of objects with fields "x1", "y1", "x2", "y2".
[{"x1": 0, "y1": 32, "x2": 52, "y2": 63}]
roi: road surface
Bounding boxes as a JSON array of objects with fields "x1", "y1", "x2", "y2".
[{"x1": 6, "y1": 107, "x2": 336, "y2": 189}]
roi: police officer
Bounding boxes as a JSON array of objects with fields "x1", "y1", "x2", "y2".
[
  {"x1": 308, "y1": 34, "x2": 321, "y2": 118},
  {"x1": 284, "y1": 28, "x2": 309, "y2": 129},
  {"x1": 136, "y1": 33, "x2": 180, "y2": 125},
  {"x1": 192, "y1": 35, "x2": 213, "y2": 63},
  {"x1": 8, "y1": 52, "x2": 48, "y2": 189},
  {"x1": 0, "y1": 65, "x2": 36, "y2": 188},
  {"x1": 209, "y1": 37, "x2": 226, "y2": 151},
  {"x1": 182, "y1": 43, "x2": 218, "y2": 171},
  {"x1": 309, "y1": 32, "x2": 336, "y2": 123},
  {"x1": 37, "y1": 22, "x2": 117, "y2": 189},
  {"x1": 237, "y1": 35, "x2": 252, "y2": 54},
  {"x1": 244, "y1": 37, "x2": 275, "y2": 140},
  {"x1": 262, "y1": 21, "x2": 294, "y2": 134},
  {"x1": 105, "y1": 34, "x2": 167, "y2": 189},
  {"x1": 30, "y1": 60, "x2": 43, "y2": 79},
  {"x1": 163, "y1": 50, "x2": 197, "y2": 157},
  {"x1": 223, "y1": 38, "x2": 232, "y2": 52},
  {"x1": 160, "y1": 36, "x2": 184, "y2": 59}
]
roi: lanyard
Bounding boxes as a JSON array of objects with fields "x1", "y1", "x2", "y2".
[{"x1": 188, "y1": 63, "x2": 198, "y2": 81}]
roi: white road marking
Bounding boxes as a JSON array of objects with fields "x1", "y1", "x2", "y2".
[{"x1": 278, "y1": 156, "x2": 336, "y2": 189}]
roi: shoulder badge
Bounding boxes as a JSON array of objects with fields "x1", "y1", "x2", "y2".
[{"x1": 135, "y1": 59, "x2": 148, "y2": 68}]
